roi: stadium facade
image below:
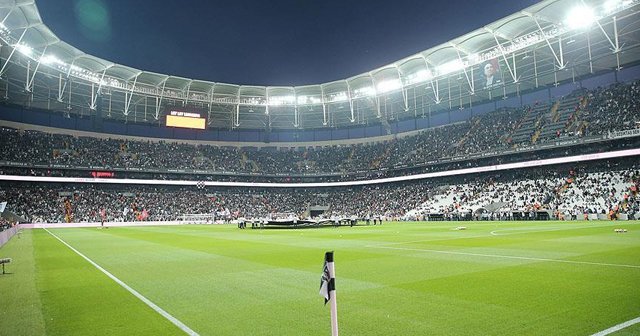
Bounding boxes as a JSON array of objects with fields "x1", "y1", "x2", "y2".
[
  {"x1": 0, "y1": 0, "x2": 637, "y2": 142},
  {"x1": 0, "y1": 0, "x2": 637, "y2": 192},
  {"x1": 1, "y1": 3, "x2": 639, "y2": 334}
]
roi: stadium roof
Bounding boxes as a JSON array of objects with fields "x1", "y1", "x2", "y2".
[{"x1": 0, "y1": 0, "x2": 638, "y2": 129}]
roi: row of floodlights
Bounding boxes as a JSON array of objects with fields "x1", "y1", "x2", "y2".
[{"x1": 3, "y1": 1, "x2": 635, "y2": 105}]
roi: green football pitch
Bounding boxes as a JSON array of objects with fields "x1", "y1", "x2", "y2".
[{"x1": 1, "y1": 221, "x2": 639, "y2": 336}]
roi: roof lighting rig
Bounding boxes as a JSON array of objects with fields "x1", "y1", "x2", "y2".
[{"x1": 0, "y1": 0, "x2": 636, "y2": 128}]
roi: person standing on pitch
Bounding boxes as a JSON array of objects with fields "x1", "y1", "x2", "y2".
[{"x1": 100, "y1": 207, "x2": 106, "y2": 229}]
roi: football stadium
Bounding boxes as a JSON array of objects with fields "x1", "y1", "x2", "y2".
[{"x1": 1, "y1": 0, "x2": 640, "y2": 335}]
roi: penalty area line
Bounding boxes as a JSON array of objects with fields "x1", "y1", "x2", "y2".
[
  {"x1": 591, "y1": 317, "x2": 640, "y2": 336},
  {"x1": 367, "y1": 245, "x2": 640, "y2": 269},
  {"x1": 43, "y1": 228, "x2": 199, "y2": 336}
]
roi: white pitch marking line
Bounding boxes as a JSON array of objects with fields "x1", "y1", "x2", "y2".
[
  {"x1": 380, "y1": 223, "x2": 623, "y2": 245},
  {"x1": 367, "y1": 245, "x2": 640, "y2": 269},
  {"x1": 590, "y1": 317, "x2": 640, "y2": 336},
  {"x1": 490, "y1": 226, "x2": 570, "y2": 236},
  {"x1": 489, "y1": 223, "x2": 621, "y2": 236},
  {"x1": 44, "y1": 228, "x2": 199, "y2": 336},
  {"x1": 379, "y1": 234, "x2": 492, "y2": 246}
]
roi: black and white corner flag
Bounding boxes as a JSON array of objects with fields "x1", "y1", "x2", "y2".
[
  {"x1": 319, "y1": 251, "x2": 339, "y2": 335},
  {"x1": 319, "y1": 251, "x2": 334, "y2": 304}
]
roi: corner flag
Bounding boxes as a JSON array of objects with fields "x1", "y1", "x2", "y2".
[
  {"x1": 319, "y1": 252, "x2": 334, "y2": 304},
  {"x1": 319, "y1": 251, "x2": 338, "y2": 336}
]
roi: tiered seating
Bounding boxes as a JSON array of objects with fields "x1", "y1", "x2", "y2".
[
  {"x1": 509, "y1": 103, "x2": 549, "y2": 145},
  {"x1": 0, "y1": 82, "x2": 638, "y2": 176},
  {"x1": 584, "y1": 81, "x2": 640, "y2": 134},
  {"x1": 557, "y1": 171, "x2": 634, "y2": 212},
  {"x1": 414, "y1": 176, "x2": 564, "y2": 216},
  {"x1": 537, "y1": 96, "x2": 582, "y2": 142},
  {"x1": 455, "y1": 108, "x2": 526, "y2": 155},
  {"x1": 2, "y1": 160, "x2": 639, "y2": 223}
]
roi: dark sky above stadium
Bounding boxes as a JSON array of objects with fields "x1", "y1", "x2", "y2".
[{"x1": 37, "y1": 0, "x2": 540, "y2": 86}]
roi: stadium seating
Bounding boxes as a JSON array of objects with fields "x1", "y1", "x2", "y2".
[
  {"x1": 0, "y1": 82, "x2": 638, "y2": 177},
  {"x1": 1, "y1": 82, "x2": 640, "y2": 224},
  {"x1": 2, "y1": 159, "x2": 638, "y2": 224}
]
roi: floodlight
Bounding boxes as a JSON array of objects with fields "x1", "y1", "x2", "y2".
[
  {"x1": 270, "y1": 95, "x2": 295, "y2": 106},
  {"x1": 468, "y1": 53, "x2": 481, "y2": 63},
  {"x1": 15, "y1": 44, "x2": 32, "y2": 56},
  {"x1": 414, "y1": 69, "x2": 432, "y2": 82},
  {"x1": 354, "y1": 86, "x2": 375, "y2": 97},
  {"x1": 331, "y1": 92, "x2": 348, "y2": 102},
  {"x1": 376, "y1": 79, "x2": 402, "y2": 93},
  {"x1": 604, "y1": 0, "x2": 620, "y2": 13},
  {"x1": 304, "y1": 96, "x2": 318, "y2": 104},
  {"x1": 361, "y1": 86, "x2": 376, "y2": 96},
  {"x1": 565, "y1": 6, "x2": 596, "y2": 29},
  {"x1": 437, "y1": 59, "x2": 465, "y2": 75},
  {"x1": 40, "y1": 55, "x2": 62, "y2": 65}
]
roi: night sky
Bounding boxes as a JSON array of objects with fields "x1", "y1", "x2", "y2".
[{"x1": 37, "y1": 0, "x2": 540, "y2": 86}]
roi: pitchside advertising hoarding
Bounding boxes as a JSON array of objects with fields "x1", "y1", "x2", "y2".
[{"x1": 165, "y1": 108, "x2": 206, "y2": 130}]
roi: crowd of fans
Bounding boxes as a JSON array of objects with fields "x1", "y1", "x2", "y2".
[
  {"x1": 0, "y1": 217, "x2": 13, "y2": 232},
  {"x1": 3, "y1": 136, "x2": 638, "y2": 185},
  {"x1": 1, "y1": 81, "x2": 639, "y2": 224},
  {"x1": 0, "y1": 183, "x2": 429, "y2": 223},
  {"x1": 1, "y1": 159, "x2": 638, "y2": 224},
  {"x1": 404, "y1": 160, "x2": 640, "y2": 221},
  {"x1": 0, "y1": 81, "x2": 638, "y2": 176},
  {"x1": 460, "y1": 108, "x2": 527, "y2": 153},
  {"x1": 585, "y1": 81, "x2": 640, "y2": 134}
]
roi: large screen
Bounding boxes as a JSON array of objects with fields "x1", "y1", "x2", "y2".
[
  {"x1": 91, "y1": 171, "x2": 115, "y2": 178},
  {"x1": 165, "y1": 111, "x2": 206, "y2": 129}
]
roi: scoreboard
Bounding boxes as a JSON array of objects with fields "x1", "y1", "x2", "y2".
[{"x1": 165, "y1": 110, "x2": 206, "y2": 130}]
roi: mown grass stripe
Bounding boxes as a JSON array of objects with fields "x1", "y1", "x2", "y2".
[
  {"x1": 0, "y1": 229, "x2": 46, "y2": 336},
  {"x1": 43, "y1": 228, "x2": 200, "y2": 336},
  {"x1": 369, "y1": 245, "x2": 640, "y2": 269}
]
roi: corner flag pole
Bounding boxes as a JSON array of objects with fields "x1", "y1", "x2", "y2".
[
  {"x1": 328, "y1": 252, "x2": 338, "y2": 336},
  {"x1": 320, "y1": 251, "x2": 339, "y2": 336}
]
